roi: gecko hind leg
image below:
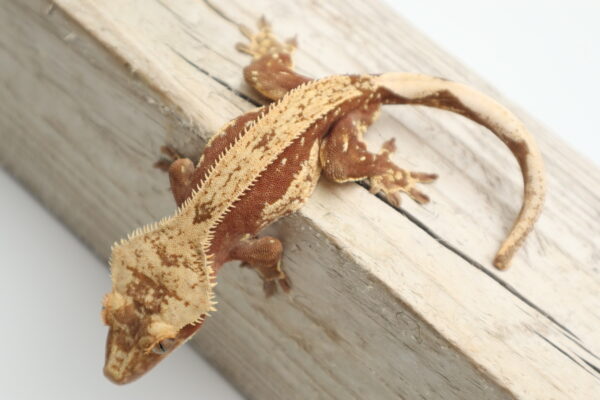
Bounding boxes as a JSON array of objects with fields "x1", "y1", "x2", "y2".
[
  {"x1": 236, "y1": 17, "x2": 311, "y2": 101},
  {"x1": 321, "y1": 102, "x2": 437, "y2": 207},
  {"x1": 230, "y1": 236, "x2": 291, "y2": 297}
]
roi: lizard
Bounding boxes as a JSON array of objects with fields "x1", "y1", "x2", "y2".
[{"x1": 101, "y1": 18, "x2": 545, "y2": 384}]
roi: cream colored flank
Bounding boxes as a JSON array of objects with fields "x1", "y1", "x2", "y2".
[
  {"x1": 260, "y1": 140, "x2": 322, "y2": 225},
  {"x1": 183, "y1": 75, "x2": 361, "y2": 245}
]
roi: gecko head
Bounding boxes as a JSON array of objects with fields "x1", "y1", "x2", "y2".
[
  {"x1": 101, "y1": 291, "x2": 206, "y2": 384},
  {"x1": 101, "y1": 235, "x2": 215, "y2": 384}
]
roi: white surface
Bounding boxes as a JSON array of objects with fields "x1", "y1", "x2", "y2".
[
  {"x1": 2, "y1": 2, "x2": 598, "y2": 399},
  {"x1": 385, "y1": 0, "x2": 600, "y2": 166}
]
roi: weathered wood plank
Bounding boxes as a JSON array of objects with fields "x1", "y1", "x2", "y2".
[{"x1": 1, "y1": 0, "x2": 599, "y2": 399}]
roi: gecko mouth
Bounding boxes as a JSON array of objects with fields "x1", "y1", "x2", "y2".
[{"x1": 103, "y1": 327, "x2": 162, "y2": 385}]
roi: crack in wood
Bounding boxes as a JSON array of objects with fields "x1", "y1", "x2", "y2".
[
  {"x1": 582, "y1": 358, "x2": 600, "y2": 377},
  {"x1": 534, "y1": 332, "x2": 600, "y2": 381},
  {"x1": 202, "y1": 0, "x2": 237, "y2": 25},
  {"x1": 171, "y1": 47, "x2": 261, "y2": 107},
  {"x1": 355, "y1": 181, "x2": 581, "y2": 338},
  {"x1": 576, "y1": 340, "x2": 600, "y2": 362}
]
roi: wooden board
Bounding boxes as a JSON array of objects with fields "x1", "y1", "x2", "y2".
[{"x1": 2, "y1": 0, "x2": 599, "y2": 398}]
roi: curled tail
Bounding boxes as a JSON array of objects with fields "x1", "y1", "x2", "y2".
[{"x1": 374, "y1": 72, "x2": 545, "y2": 270}]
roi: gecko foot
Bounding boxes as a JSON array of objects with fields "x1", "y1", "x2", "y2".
[
  {"x1": 369, "y1": 165, "x2": 438, "y2": 207},
  {"x1": 153, "y1": 145, "x2": 182, "y2": 172},
  {"x1": 241, "y1": 259, "x2": 291, "y2": 297},
  {"x1": 232, "y1": 236, "x2": 291, "y2": 297},
  {"x1": 154, "y1": 145, "x2": 197, "y2": 207},
  {"x1": 369, "y1": 138, "x2": 438, "y2": 206},
  {"x1": 236, "y1": 16, "x2": 297, "y2": 59}
]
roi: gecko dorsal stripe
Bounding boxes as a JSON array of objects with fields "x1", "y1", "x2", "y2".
[{"x1": 176, "y1": 75, "x2": 364, "y2": 241}]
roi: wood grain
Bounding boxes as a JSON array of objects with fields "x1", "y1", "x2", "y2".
[{"x1": 1, "y1": 0, "x2": 599, "y2": 398}]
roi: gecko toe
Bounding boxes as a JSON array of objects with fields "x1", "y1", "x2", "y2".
[
  {"x1": 263, "y1": 280, "x2": 277, "y2": 297},
  {"x1": 278, "y1": 276, "x2": 292, "y2": 293}
]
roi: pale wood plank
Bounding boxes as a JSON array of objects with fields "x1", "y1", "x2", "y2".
[{"x1": 1, "y1": 0, "x2": 599, "y2": 398}]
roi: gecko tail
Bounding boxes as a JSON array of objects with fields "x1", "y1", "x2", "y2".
[{"x1": 373, "y1": 72, "x2": 546, "y2": 270}]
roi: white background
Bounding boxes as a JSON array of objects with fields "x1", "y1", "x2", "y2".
[
  {"x1": 388, "y1": 0, "x2": 599, "y2": 165},
  {"x1": 1, "y1": 2, "x2": 598, "y2": 399}
]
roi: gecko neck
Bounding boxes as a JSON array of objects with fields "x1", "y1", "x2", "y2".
[{"x1": 110, "y1": 215, "x2": 217, "y2": 331}]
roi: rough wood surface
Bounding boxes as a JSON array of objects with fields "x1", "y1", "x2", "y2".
[{"x1": 2, "y1": 0, "x2": 599, "y2": 399}]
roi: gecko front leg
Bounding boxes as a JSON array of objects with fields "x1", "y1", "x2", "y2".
[
  {"x1": 320, "y1": 102, "x2": 437, "y2": 206},
  {"x1": 229, "y1": 236, "x2": 291, "y2": 297}
]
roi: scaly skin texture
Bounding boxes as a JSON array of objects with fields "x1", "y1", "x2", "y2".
[{"x1": 102, "y1": 18, "x2": 546, "y2": 384}]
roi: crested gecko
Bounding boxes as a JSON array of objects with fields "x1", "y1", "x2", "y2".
[{"x1": 102, "y1": 18, "x2": 545, "y2": 384}]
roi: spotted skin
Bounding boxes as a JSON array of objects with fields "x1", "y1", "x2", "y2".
[{"x1": 102, "y1": 18, "x2": 545, "y2": 384}]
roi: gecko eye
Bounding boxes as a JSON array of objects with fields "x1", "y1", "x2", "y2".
[{"x1": 152, "y1": 338, "x2": 176, "y2": 355}]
